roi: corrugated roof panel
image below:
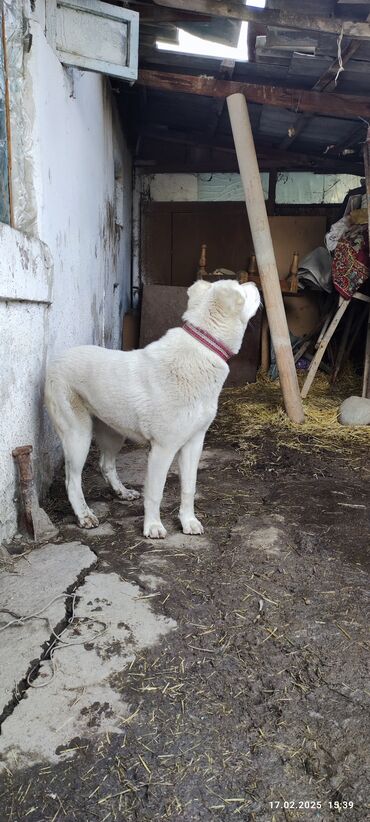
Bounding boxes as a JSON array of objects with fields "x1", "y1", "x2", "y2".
[
  {"x1": 145, "y1": 90, "x2": 215, "y2": 131},
  {"x1": 288, "y1": 53, "x2": 333, "y2": 84},
  {"x1": 259, "y1": 105, "x2": 299, "y2": 139},
  {"x1": 297, "y1": 117, "x2": 357, "y2": 144}
]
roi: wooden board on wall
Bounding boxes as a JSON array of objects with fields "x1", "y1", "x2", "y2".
[
  {"x1": 141, "y1": 202, "x2": 327, "y2": 287},
  {"x1": 142, "y1": 204, "x2": 172, "y2": 284},
  {"x1": 269, "y1": 216, "x2": 327, "y2": 275}
]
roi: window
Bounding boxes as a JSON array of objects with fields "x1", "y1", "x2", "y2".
[
  {"x1": 198, "y1": 172, "x2": 269, "y2": 201},
  {"x1": 275, "y1": 171, "x2": 363, "y2": 205}
]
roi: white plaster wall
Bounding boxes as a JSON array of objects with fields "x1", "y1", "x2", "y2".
[
  {"x1": 0, "y1": 4, "x2": 132, "y2": 541},
  {"x1": 0, "y1": 226, "x2": 53, "y2": 538}
]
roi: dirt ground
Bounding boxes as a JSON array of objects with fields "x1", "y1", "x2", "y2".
[{"x1": 1, "y1": 392, "x2": 369, "y2": 822}]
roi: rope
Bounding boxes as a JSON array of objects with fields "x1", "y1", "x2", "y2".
[{"x1": 334, "y1": 25, "x2": 345, "y2": 86}]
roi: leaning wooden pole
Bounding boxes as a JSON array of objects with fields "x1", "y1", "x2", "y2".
[{"x1": 227, "y1": 93, "x2": 305, "y2": 423}]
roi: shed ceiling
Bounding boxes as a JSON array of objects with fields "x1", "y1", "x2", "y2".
[{"x1": 116, "y1": 1, "x2": 370, "y2": 174}]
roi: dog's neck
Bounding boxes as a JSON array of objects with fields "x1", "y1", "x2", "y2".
[
  {"x1": 182, "y1": 322, "x2": 234, "y2": 362},
  {"x1": 183, "y1": 309, "x2": 245, "y2": 355}
]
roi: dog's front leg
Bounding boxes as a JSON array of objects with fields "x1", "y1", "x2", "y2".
[
  {"x1": 144, "y1": 443, "x2": 176, "y2": 539},
  {"x1": 178, "y1": 430, "x2": 206, "y2": 535}
]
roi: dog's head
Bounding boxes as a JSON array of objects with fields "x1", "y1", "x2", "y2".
[{"x1": 183, "y1": 278, "x2": 261, "y2": 337}]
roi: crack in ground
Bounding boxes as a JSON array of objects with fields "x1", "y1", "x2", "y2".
[{"x1": 0, "y1": 551, "x2": 99, "y2": 731}]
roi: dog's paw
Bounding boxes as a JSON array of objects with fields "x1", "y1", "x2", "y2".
[
  {"x1": 78, "y1": 511, "x2": 99, "y2": 529},
  {"x1": 116, "y1": 486, "x2": 140, "y2": 501},
  {"x1": 143, "y1": 521, "x2": 167, "y2": 539},
  {"x1": 182, "y1": 517, "x2": 204, "y2": 535}
]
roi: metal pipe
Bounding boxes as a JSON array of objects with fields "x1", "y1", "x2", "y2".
[{"x1": 227, "y1": 92, "x2": 305, "y2": 423}]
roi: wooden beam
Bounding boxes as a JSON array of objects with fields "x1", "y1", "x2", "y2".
[
  {"x1": 137, "y1": 68, "x2": 370, "y2": 120},
  {"x1": 153, "y1": 0, "x2": 370, "y2": 40}
]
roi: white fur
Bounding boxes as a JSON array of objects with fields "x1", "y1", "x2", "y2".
[{"x1": 45, "y1": 280, "x2": 260, "y2": 538}]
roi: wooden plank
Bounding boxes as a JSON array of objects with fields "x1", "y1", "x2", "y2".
[
  {"x1": 154, "y1": 0, "x2": 370, "y2": 40},
  {"x1": 137, "y1": 69, "x2": 370, "y2": 120}
]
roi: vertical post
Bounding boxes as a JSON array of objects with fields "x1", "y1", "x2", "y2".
[
  {"x1": 364, "y1": 125, "x2": 370, "y2": 259},
  {"x1": 362, "y1": 127, "x2": 370, "y2": 398},
  {"x1": 227, "y1": 93, "x2": 304, "y2": 423}
]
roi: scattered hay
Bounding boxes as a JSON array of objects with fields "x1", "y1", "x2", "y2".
[{"x1": 213, "y1": 370, "x2": 370, "y2": 460}]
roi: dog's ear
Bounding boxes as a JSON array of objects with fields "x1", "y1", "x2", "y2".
[
  {"x1": 213, "y1": 282, "x2": 244, "y2": 314},
  {"x1": 187, "y1": 280, "x2": 211, "y2": 300}
]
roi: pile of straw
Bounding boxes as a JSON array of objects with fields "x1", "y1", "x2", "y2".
[{"x1": 213, "y1": 370, "x2": 370, "y2": 459}]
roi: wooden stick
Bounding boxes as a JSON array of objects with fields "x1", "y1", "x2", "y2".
[
  {"x1": 227, "y1": 93, "x2": 304, "y2": 423},
  {"x1": 331, "y1": 305, "x2": 353, "y2": 384},
  {"x1": 301, "y1": 298, "x2": 350, "y2": 398},
  {"x1": 260, "y1": 312, "x2": 270, "y2": 374}
]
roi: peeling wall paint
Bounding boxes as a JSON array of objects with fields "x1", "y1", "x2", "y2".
[{"x1": 0, "y1": 2, "x2": 132, "y2": 542}]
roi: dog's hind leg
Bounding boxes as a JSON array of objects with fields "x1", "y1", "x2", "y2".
[
  {"x1": 94, "y1": 419, "x2": 140, "y2": 501},
  {"x1": 178, "y1": 430, "x2": 206, "y2": 535},
  {"x1": 45, "y1": 380, "x2": 97, "y2": 528}
]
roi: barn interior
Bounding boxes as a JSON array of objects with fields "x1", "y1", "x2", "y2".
[
  {"x1": 1, "y1": 2, "x2": 370, "y2": 820},
  {"x1": 117, "y1": 0, "x2": 370, "y2": 401}
]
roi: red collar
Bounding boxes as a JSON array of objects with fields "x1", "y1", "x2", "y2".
[{"x1": 182, "y1": 322, "x2": 234, "y2": 362}]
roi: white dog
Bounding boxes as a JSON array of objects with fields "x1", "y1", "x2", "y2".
[{"x1": 45, "y1": 279, "x2": 260, "y2": 538}]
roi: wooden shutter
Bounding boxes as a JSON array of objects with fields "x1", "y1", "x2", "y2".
[{"x1": 46, "y1": 0, "x2": 139, "y2": 81}]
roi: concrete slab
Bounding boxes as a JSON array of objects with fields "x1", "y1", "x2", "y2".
[
  {"x1": 0, "y1": 572, "x2": 176, "y2": 771},
  {"x1": 0, "y1": 542, "x2": 96, "y2": 714},
  {"x1": 64, "y1": 521, "x2": 115, "y2": 538}
]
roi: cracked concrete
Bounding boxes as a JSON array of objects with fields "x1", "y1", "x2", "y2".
[
  {"x1": 0, "y1": 542, "x2": 96, "y2": 718},
  {"x1": 0, "y1": 536, "x2": 175, "y2": 773}
]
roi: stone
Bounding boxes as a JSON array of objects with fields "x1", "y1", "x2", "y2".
[{"x1": 339, "y1": 395, "x2": 370, "y2": 426}]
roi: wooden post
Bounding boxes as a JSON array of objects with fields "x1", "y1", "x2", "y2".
[{"x1": 227, "y1": 93, "x2": 304, "y2": 423}]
